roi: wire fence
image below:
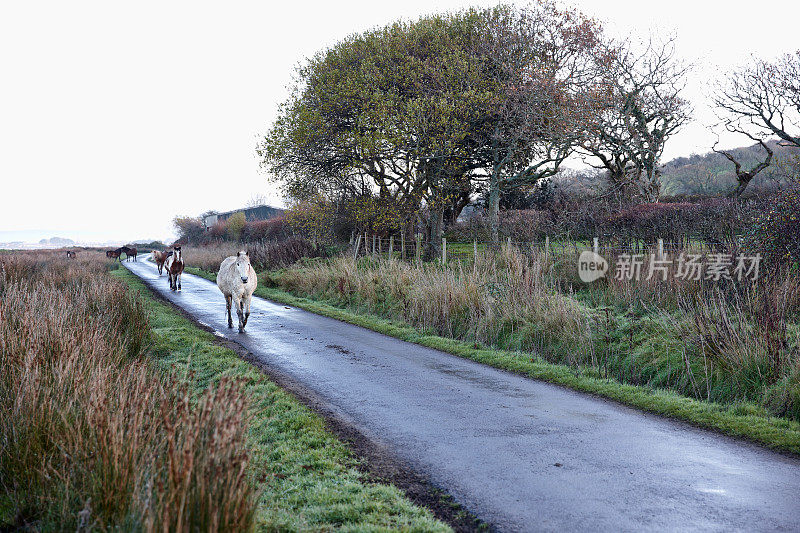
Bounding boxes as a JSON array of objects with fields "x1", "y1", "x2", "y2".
[{"x1": 348, "y1": 232, "x2": 734, "y2": 264}]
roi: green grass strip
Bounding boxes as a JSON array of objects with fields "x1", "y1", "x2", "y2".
[
  {"x1": 114, "y1": 268, "x2": 449, "y2": 532},
  {"x1": 183, "y1": 265, "x2": 800, "y2": 456}
]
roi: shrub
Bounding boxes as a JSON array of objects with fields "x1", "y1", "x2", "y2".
[
  {"x1": 209, "y1": 220, "x2": 228, "y2": 240},
  {"x1": 499, "y1": 209, "x2": 557, "y2": 241},
  {"x1": 226, "y1": 211, "x2": 247, "y2": 242},
  {"x1": 746, "y1": 186, "x2": 800, "y2": 268},
  {"x1": 242, "y1": 216, "x2": 291, "y2": 242},
  {"x1": 248, "y1": 237, "x2": 328, "y2": 271}
]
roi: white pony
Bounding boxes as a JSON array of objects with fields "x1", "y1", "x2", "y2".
[{"x1": 216, "y1": 251, "x2": 257, "y2": 333}]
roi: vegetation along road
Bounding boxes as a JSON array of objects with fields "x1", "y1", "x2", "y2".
[{"x1": 124, "y1": 259, "x2": 800, "y2": 532}]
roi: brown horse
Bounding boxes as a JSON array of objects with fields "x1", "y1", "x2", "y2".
[
  {"x1": 165, "y1": 245, "x2": 184, "y2": 291},
  {"x1": 66, "y1": 250, "x2": 77, "y2": 259},
  {"x1": 106, "y1": 248, "x2": 122, "y2": 261},
  {"x1": 152, "y1": 249, "x2": 172, "y2": 275},
  {"x1": 121, "y1": 245, "x2": 138, "y2": 262}
]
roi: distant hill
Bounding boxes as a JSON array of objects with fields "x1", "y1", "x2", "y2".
[
  {"x1": 38, "y1": 236, "x2": 75, "y2": 246},
  {"x1": 660, "y1": 140, "x2": 799, "y2": 198}
]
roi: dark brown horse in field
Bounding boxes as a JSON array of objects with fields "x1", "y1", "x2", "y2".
[
  {"x1": 165, "y1": 245, "x2": 184, "y2": 291},
  {"x1": 151, "y1": 249, "x2": 172, "y2": 275},
  {"x1": 121, "y1": 245, "x2": 138, "y2": 262},
  {"x1": 106, "y1": 248, "x2": 123, "y2": 261},
  {"x1": 66, "y1": 250, "x2": 77, "y2": 259}
]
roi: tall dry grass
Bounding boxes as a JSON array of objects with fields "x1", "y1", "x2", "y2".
[
  {"x1": 0, "y1": 252, "x2": 257, "y2": 530},
  {"x1": 180, "y1": 238, "x2": 328, "y2": 274},
  {"x1": 277, "y1": 245, "x2": 597, "y2": 364},
  {"x1": 180, "y1": 243, "x2": 241, "y2": 272}
]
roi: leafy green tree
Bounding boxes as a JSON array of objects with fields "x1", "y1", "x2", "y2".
[
  {"x1": 226, "y1": 211, "x2": 247, "y2": 242},
  {"x1": 173, "y1": 216, "x2": 205, "y2": 244},
  {"x1": 259, "y1": 2, "x2": 606, "y2": 248}
]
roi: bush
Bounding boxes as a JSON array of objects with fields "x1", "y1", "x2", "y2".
[
  {"x1": 499, "y1": 209, "x2": 558, "y2": 242},
  {"x1": 242, "y1": 216, "x2": 291, "y2": 242},
  {"x1": 226, "y1": 212, "x2": 247, "y2": 241},
  {"x1": 603, "y1": 203, "x2": 697, "y2": 246},
  {"x1": 601, "y1": 199, "x2": 768, "y2": 247},
  {"x1": 248, "y1": 237, "x2": 328, "y2": 271},
  {"x1": 746, "y1": 187, "x2": 800, "y2": 268}
]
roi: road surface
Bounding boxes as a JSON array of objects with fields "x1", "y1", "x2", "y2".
[{"x1": 124, "y1": 259, "x2": 800, "y2": 532}]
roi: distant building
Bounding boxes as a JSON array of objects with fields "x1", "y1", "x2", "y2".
[
  {"x1": 203, "y1": 205, "x2": 284, "y2": 229},
  {"x1": 457, "y1": 204, "x2": 484, "y2": 223}
]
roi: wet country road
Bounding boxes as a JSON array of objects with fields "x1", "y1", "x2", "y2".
[{"x1": 125, "y1": 259, "x2": 800, "y2": 532}]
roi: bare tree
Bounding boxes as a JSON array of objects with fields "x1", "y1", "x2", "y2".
[
  {"x1": 246, "y1": 194, "x2": 269, "y2": 208},
  {"x1": 580, "y1": 37, "x2": 691, "y2": 203},
  {"x1": 711, "y1": 139, "x2": 773, "y2": 197},
  {"x1": 713, "y1": 52, "x2": 800, "y2": 149}
]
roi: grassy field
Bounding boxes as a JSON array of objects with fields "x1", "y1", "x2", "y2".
[
  {"x1": 0, "y1": 251, "x2": 448, "y2": 531},
  {"x1": 179, "y1": 242, "x2": 800, "y2": 456}
]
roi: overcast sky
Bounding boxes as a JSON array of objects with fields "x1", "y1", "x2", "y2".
[{"x1": 1, "y1": 0, "x2": 798, "y2": 244}]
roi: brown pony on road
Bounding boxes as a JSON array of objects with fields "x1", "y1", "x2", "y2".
[
  {"x1": 151, "y1": 249, "x2": 172, "y2": 275},
  {"x1": 165, "y1": 245, "x2": 184, "y2": 291},
  {"x1": 121, "y1": 245, "x2": 138, "y2": 262}
]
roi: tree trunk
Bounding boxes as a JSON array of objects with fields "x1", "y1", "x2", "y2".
[
  {"x1": 488, "y1": 168, "x2": 500, "y2": 244},
  {"x1": 427, "y1": 208, "x2": 444, "y2": 260}
]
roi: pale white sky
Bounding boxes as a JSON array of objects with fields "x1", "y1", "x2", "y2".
[{"x1": 1, "y1": 0, "x2": 798, "y2": 244}]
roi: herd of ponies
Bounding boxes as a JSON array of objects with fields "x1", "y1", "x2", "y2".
[
  {"x1": 69, "y1": 245, "x2": 257, "y2": 332},
  {"x1": 145, "y1": 245, "x2": 257, "y2": 333}
]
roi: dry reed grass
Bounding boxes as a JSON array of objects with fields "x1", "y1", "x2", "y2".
[
  {"x1": 180, "y1": 243, "x2": 241, "y2": 273},
  {"x1": 0, "y1": 251, "x2": 257, "y2": 530},
  {"x1": 278, "y1": 245, "x2": 597, "y2": 364}
]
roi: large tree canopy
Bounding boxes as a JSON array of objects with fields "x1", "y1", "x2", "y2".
[{"x1": 259, "y1": 1, "x2": 605, "y2": 247}]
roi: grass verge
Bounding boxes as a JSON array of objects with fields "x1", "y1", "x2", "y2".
[
  {"x1": 114, "y1": 268, "x2": 449, "y2": 532},
  {"x1": 184, "y1": 264, "x2": 800, "y2": 456}
]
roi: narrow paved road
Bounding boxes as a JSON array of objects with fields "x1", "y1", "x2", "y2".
[{"x1": 125, "y1": 259, "x2": 800, "y2": 532}]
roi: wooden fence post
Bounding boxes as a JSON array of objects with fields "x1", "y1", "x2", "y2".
[
  {"x1": 593, "y1": 237, "x2": 599, "y2": 255},
  {"x1": 442, "y1": 237, "x2": 447, "y2": 264},
  {"x1": 401, "y1": 232, "x2": 406, "y2": 261},
  {"x1": 545, "y1": 235, "x2": 550, "y2": 253},
  {"x1": 352, "y1": 234, "x2": 362, "y2": 260},
  {"x1": 415, "y1": 233, "x2": 422, "y2": 263},
  {"x1": 473, "y1": 239, "x2": 478, "y2": 273},
  {"x1": 372, "y1": 234, "x2": 377, "y2": 256},
  {"x1": 658, "y1": 238, "x2": 664, "y2": 259},
  {"x1": 389, "y1": 235, "x2": 394, "y2": 257},
  {"x1": 507, "y1": 236, "x2": 512, "y2": 249}
]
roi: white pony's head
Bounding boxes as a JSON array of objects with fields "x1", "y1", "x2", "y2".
[{"x1": 234, "y1": 251, "x2": 251, "y2": 284}]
